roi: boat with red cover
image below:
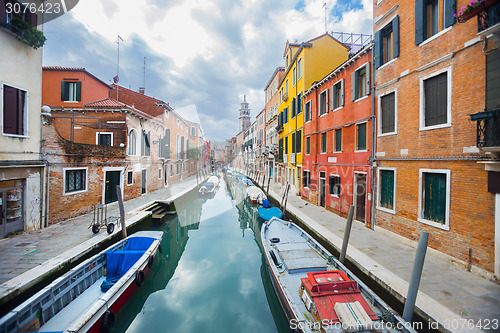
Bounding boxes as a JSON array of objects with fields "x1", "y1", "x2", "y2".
[
  {"x1": 0, "y1": 231, "x2": 163, "y2": 333},
  {"x1": 261, "y1": 217, "x2": 416, "y2": 333}
]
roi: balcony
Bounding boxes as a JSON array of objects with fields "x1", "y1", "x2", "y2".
[
  {"x1": 470, "y1": 108, "x2": 500, "y2": 153},
  {"x1": 477, "y1": 0, "x2": 500, "y2": 37},
  {"x1": 276, "y1": 124, "x2": 283, "y2": 133}
]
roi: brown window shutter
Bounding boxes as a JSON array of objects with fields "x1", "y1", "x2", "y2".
[
  {"x1": 3, "y1": 85, "x2": 18, "y2": 134},
  {"x1": 17, "y1": 89, "x2": 25, "y2": 135}
]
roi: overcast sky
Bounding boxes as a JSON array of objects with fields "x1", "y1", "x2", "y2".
[{"x1": 42, "y1": 0, "x2": 373, "y2": 141}]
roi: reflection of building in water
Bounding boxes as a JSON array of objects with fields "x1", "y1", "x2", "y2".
[{"x1": 172, "y1": 195, "x2": 203, "y2": 230}]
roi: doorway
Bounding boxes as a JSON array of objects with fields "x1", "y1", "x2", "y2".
[
  {"x1": 0, "y1": 181, "x2": 24, "y2": 238},
  {"x1": 319, "y1": 171, "x2": 326, "y2": 207},
  {"x1": 354, "y1": 173, "x2": 367, "y2": 222},
  {"x1": 104, "y1": 171, "x2": 121, "y2": 204},
  {"x1": 141, "y1": 169, "x2": 147, "y2": 194}
]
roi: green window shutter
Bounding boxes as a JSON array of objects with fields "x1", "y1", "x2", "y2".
[
  {"x1": 76, "y1": 82, "x2": 82, "y2": 101},
  {"x1": 340, "y1": 79, "x2": 344, "y2": 106},
  {"x1": 392, "y1": 15, "x2": 400, "y2": 58},
  {"x1": 335, "y1": 129, "x2": 342, "y2": 152},
  {"x1": 351, "y1": 72, "x2": 356, "y2": 101},
  {"x1": 297, "y1": 130, "x2": 302, "y2": 153},
  {"x1": 357, "y1": 123, "x2": 367, "y2": 150},
  {"x1": 292, "y1": 132, "x2": 296, "y2": 153},
  {"x1": 415, "y1": 0, "x2": 425, "y2": 45},
  {"x1": 61, "y1": 81, "x2": 68, "y2": 101},
  {"x1": 291, "y1": 97, "x2": 296, "y2": 118},
  {"x1": 374, "y1": 30, "x2": 382, "y2": 69},
  {"x1": 486, "y1": 50, "x2": 500, "y2": 111},
  {"x1": 331, "y1": 86, "x2": 335, "y2": 110},
  {"x1": 423, "y1": 173, "x2": 447, "y2": 223},
  {"x1": 444, "y1": 0, "x2": 456, "y2": 28},
  {"x1": 285, "y1": 136, "x2": 288, "y2": 154},
  {"x1": 381, "y1": 92, "x2": 395, "y2": 133},
  {"x1": 380, "y1": 170, "x2": 394, "y2": 209},
  {"x1": 366, "y1": 63, "x2": 371, "y2": 95}
]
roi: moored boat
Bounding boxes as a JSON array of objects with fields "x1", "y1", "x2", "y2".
[
  {"x1": 199, "y1": 182, "x2": 216, "y2": 196},
  {"x1": 261, "y1": 217, "x2": 416, "y2": 333},
  {"x1": 246, "y1": 185, "x2": 266, "y2": 204},
  {"x1": 0, "y1": 231, "x2": 163, "y2": 333}
]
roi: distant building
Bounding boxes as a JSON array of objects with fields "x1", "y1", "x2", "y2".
[{"x1": 239, "y1": 95, "x2": 251, "y2": 133}]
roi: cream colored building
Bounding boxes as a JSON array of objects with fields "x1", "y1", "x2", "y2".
[{"x1": 0, "y1": 3, "x2": 45, "y2": 237}]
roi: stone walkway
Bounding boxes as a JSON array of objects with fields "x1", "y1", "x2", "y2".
[{"x1": 261, "y1": 178, "x2": 500, "y2": 333}]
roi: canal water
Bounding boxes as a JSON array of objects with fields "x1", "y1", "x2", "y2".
[{"x1": 113, "y1": 176, "x2": 291, "y2": 333}]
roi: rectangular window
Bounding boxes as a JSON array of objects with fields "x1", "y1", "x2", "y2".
[
  {"x1": 284, "y1": 107, "x2": 289, "y2": 124},
  {"x1": 293, "y1": 67, "x2": 296, "y2": 86},
  {"x1": 319, "y1": 89, "x2": 328, "y2": 116},
  {"x1": 286, "y1": 79, "x2": 288, "y2": 97},
  {"x1": 142, "y1": 131, "x2": 151, "y2": 156},
  {"x1": 279, "y1": 138, "x2": 284, "y2": 161},
  {"x1": 357, "y1": 123, "x2": 367, "y2": 151},
  {"x1": 2, "y1": 84, "x2": 27, "y2": 136},
  {"x1": 285, "y1": 136, "x2": 288, "y2": 154},
  {"x1": 61, "y1": 81, "x2": 82, "y2": 102},
  {"x1": 176, "y1": 163, "x2": 179, "y2": 174},
  {"x1": 335, "y1": 129, "x2": 342, "y2": 152},
  {"x1": 306, "y1": 137, "x2": 311, "y2": 155},
  {"x1": 97, "y1": 133, "x2": 112, "y2": 146},
  {"x1": 159, "y1": 167, "x2": 162, "y2": 179},
  {"x1": 321, "y1": 133, "x2": 327, "y2": 153},
  {"x1": 378, "y1": 169, "x2": 395, "y2": 213},
  {"x1": 297, "y1": 58, "x2": 302, "y2": 80},
  {"x1": 64, "y1": 168, "x2": 87, "y2": 194},
  {"x1": 291, "y1": 132, "x2": 296, "y2": 153},
  {"x1": 297, "y1": 93, "x2": 303, "y2": 114},
  {"x1": 375, "y1": 16, "x2": 400, "y2": 69},
  {"x1": 170, "y1": 164, "x2": 173, "y2": 176},
  {"x1": 291, "y1": 97, "x2": 296, "y2": 118},
  {"x1": 304, "y1": 101, "x2": 311, "y2": 122},
  {"x1": 296, "y1": 130, "x2": 302, "y2": 153},
  {"x1": 352, "y1": 63, "x2": 371, "y2": 100},
  {"x1": 303, "y1": 170, "x2": 310, "y2": 188},
  {"x1": 380, "y1": 92, "x2": 396, "y2": 134},
  {"x1": 415, "y1": 0, "x2": 455, "y2": 45},
  {"x1": 127, "y1": 171, "x2": 133, "y2": 185},
  {"x1": 329, "y1": 175, "x2": 341, "y2": 196},
  {"x1": 332, "y1": 80, "x2": 344, "y2": 110},
  {"x1": 423, "y1": 72, "x2": 448, "y2": 128},
  {"x1": 418, "y1": 169, "x2": 450, "y2": 229}
]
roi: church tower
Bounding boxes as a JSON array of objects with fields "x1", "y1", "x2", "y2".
[{"x1": 239, "y1": 95, "x2": 251, "y2": 132}]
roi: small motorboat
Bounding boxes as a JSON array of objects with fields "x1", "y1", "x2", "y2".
[
  {"x1": 207, "y1": 175, "x2": 220, "y2": 187},
  {"x1": 199, "y1": 182, "x2": 216, "y2": 196},
  {"x1": 257, "y1": 207, "x2": 283, "y2": 221},
  {"x1": 261, "y1": 217, "x2": 416, "y2": 333},
  {"x1": 0, "y1": 231, "x2": 163, "y2": 333},
  {"x1": 246, "y1": 185, "x2": 266, "y2": 204}
]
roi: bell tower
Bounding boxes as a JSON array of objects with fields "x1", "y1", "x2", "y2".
[{"x1": 239, "y1": 95, "x2": 251, "y2": 132}]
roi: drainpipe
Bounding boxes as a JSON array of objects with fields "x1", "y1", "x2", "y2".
[{"x1": 370, "y1": 46, "x2": 377, "y2": 231}]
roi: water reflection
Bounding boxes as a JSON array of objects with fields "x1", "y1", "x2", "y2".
[{"x1": 113, "y1": 176, "x2": 290, "y2": 333}]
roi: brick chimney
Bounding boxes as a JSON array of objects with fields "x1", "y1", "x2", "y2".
[{"x1": 139, "y1": 87, "x2": 145, "y2": 94}]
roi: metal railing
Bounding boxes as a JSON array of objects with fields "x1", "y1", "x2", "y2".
[{"x1": 470, "y1": 108, "x2": 500, "y2": 148}]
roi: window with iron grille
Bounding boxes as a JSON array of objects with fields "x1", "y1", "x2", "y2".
[{"x1": 65, "y1": 168, "x2": 87, "y2": 194}]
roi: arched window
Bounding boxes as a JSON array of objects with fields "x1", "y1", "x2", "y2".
[{"x1": 128, "y1": 129, "x2": 137, "y2": 155}]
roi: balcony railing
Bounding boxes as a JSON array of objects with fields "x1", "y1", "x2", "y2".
[
  {"x1": 478, "y1": 0, "x2": 500, "y2": 33},
  {"x1": 470, "y1": 108, "x2": 500, "y2": 148}
]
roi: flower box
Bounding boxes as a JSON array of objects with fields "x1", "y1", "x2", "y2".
[{"x1": 456, "y1": 0, "x2": 500, "y2": 23}]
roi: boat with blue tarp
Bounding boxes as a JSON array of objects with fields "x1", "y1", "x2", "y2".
[
  {"x1": 0, "y1": 231, "x2": 162, "y2": 333},
  {"x1": 257, "y1": 207, "x2": 283, "y2": 221}
]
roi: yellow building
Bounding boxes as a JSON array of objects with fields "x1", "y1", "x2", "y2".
[{"x1": 277, "y1": 33, "x2": 349, "y2": 194}]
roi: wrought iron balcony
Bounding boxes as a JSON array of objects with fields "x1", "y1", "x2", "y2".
[
  {"x1": 470, "y1": 108, "x2": 500, "y2": 148},
  {"x1": 478, "y1": 0, "x2": 500, "y2": 33}
]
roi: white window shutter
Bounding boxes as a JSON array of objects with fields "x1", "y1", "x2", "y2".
[{"x1": 351, "y1": 72, "x2": 356, "y2": 101}]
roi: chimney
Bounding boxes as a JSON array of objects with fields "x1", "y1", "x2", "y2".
[{"x1": 139, "y1": 87, "x2": 145, "y2": 94}]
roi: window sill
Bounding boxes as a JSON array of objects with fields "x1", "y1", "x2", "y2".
[
  {"x1": 64, "y1": 189, "x2": 88, "y2": 196},
  {"x1": 126, "y1": 183, "x2": 133, "y2": 186},
  {"x1": 330, "y1": 194, "x2": 340, "y2": 198},
  {"x1": 418, "y1": 26, "x2": 452, "y2": 47},
  {"x1": 378, "y1": 131, "x2": 397, "y2": 137},
  {"x1": 354, "y1": 95, "x2": 370, "y2": 103},
  {"x1": 332, "y1": 151, "x2": 342, "y2": 153},
  {"x1": 2, "y1": 133, "x2": 30, "y2": 138},
  {"x1": 377, "y1": 57, "x2": 397, "y2": 71},
  {"x1": 319, "y1": 113, "x2": 328, "y2": 118},
  {"x1": 417, "y1": 217, "x2": 450, "y2": 231},
  {"x1": 419, "y1": 122, "x2": 451, "y2": 132},
  {"x1": 332, "y1": 106, "x2": 343, "y2": 112},
  {"x1": 377, "y1": 206, "x2": 396, "y2": 215},
  {"x1": 355, "y1": 149, "x2": 368, "y2": 153},
  {"x1": 63, "y1": 101, "x2": 79, "y2": 103}
]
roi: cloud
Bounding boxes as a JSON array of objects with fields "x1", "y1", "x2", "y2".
[{"x1": 42, "y1": 0, "x2": 372, "y2": 141}]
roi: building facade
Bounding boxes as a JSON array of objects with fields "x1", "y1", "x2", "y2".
[
  {"x1": 277, "y1": 34, "x2": 349, "y2": 195},
  {"x1": 373, "y1": 0, "x2": 499, "y2": 277},
  {"x1": 303, "y1": 45, "x2": 374, "y2": 225},
  {"x1": 1, "y1": 1, "x2": 45, "y2": 237}
]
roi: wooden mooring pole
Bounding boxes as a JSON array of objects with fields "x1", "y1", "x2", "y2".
[{"x1": 116, "y1": 185, "x2": 127, "y2": 239}]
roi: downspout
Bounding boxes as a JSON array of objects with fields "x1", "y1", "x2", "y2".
[
  {"x1": 370, "y1": 46, "x2": 377, "y2": 231},
  {"x1": 314, "y1": 84, "x2": 319, "y2": 205}
]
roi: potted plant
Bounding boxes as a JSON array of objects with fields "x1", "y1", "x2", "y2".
[{"x1": 8, "y1": 16, "x2": 46, "y2": 49}]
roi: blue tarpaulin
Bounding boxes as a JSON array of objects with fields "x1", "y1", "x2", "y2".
[
  {"x1": 101, "y1": 237, "x2": 155, "y2": 292},
  {"x1": 262, "y1": 199, "x2": 271, "y2": 208}
]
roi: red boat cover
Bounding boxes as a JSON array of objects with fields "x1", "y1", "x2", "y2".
[{"x1": 300, "y1": 270, "x2": 379, "y2": 323}]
